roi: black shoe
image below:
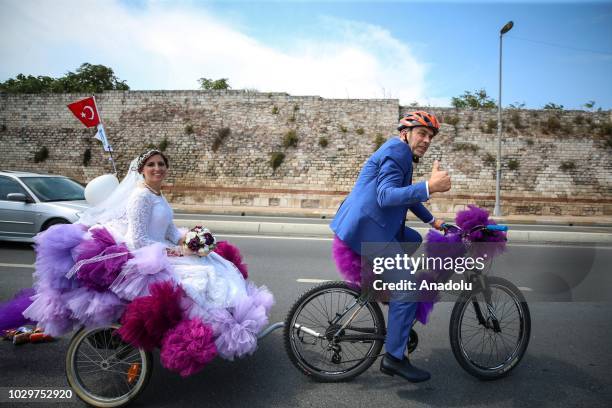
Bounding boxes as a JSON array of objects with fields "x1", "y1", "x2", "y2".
[{"x1": 380, "y1": 353, "x2": 431, "y2": 383}]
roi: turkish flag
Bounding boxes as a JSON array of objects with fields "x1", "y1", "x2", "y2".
[{"x1": 67, "y1": 97, "x2": 100, "y2": 128}]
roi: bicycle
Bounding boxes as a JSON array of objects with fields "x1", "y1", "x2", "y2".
[{"x1": 283, "y1": 223, "x2": 531, "y2": 382}]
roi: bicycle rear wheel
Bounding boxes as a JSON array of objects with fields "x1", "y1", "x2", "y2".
[
  {"x1": 66, "y1": 324, "x2": 152, "y2": 407},
  {"x1": 284, "y1": 281, "x2": 385, "y2": 382},
  {"x1": 450, "y1": 276, "x2": 531, "y2": 380}
]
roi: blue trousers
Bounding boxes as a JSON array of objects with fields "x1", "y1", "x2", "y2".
[{"x1": 385, "y1": 227, "x2": 422, "y2": 360}]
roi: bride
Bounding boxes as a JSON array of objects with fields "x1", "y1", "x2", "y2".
[{"x1": 7, "y1": 149, "x2": 273, "y2": 377}]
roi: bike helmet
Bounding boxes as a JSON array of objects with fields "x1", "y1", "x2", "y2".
[{"x1": 397, "y1": 111, "x2": 440, "y2": 135}]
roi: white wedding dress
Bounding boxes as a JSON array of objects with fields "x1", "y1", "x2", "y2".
[{"x1": 115, "y1": 186, "x2": 248, "y2": 310}]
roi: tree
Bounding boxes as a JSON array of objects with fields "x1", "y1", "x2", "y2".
[
  {"x1": 543, "y1": 102, "x2": 564, "y2": 110},
  {"x1": 0, "y1": 63, "x2": 129, "y2": 94},
  {"x1": 583, "y1": 100, "x2": 596, "y2": 111},
  {"x1": 451, "y1": 89, "x2": 496, "y2": 109},
  {"x1": 508, "y1": 101, "x2": 525, "y2": 109},
  {"x1": 198, "y1": 78, "x2": 231, "y2": 90}
]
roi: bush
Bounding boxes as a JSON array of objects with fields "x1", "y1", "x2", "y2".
[
  {"x1": 575, "y1": 114, "x2": 584, "y2": 125},
  {"x1": 559, "y1": 161, "x2": 576, "y2": 172},
  {"x1": 271, "y1": 106, "x2": 279, "y2": 114},
  {"x1": 597, "y1": 122, "x2": 612, "y2": 137},
  {"x1": 541, "y1": 116, "x2": 562, "y2": 134},
  {"x1": 483, "y1": 152, "x2": 495, "y2": 166},
  {"x1": 510, "y1": 111, "x2": 523, "y2": 130},
  {"x1": 185, "y1": 124, "x2": 194, "y2": 134},
  {"x1": 158, "y1": 137, "x2": 169, "y2": 152},
  {"x1": 340, "y1": 125, "x2": 348, "y2": 133},
  {"x1": 212, "y1": 127, "x2": 231, "y2": 152},
  {"x1": 355, "y1": 128, "x2": 365, "y2": 135},
  {"x1": 485, "y1": 119, "x2": 497, "y2": 134},
  {"x1": 0, "y1": 124, "x2": 6, "y2": 132},
  {"x1": 293, "y1": 104, "x2": 299, "y2": 112},
  {"x1": 270, "y1": 152, "x2": 285, "y2": 170},
  {"x1": 319, "y1": 137, "x2": 328, "y2": 148},
  {"x1": 82, "y1": 148, "x2": 92, "y2": 166},
  {"x1": 373, "y1": 134, "x2": 386, "y2": 151},
  {"x1": 508, "y1": 159, "x2": 519, "y2": 171},
  {"x1": 453, "y1": 142, "x2": 479, "y2": 153},
  {"x1": 525, "y1": 139, "x2": 534, "y2": 146},
  {"x1": 444, "y1": 116, "x2": 460, "y2": 126},
  {"x1": 283, "y1": 130, "x2": 298, "y2": 148},
  {"x1": 34, "y1": 146, "x2": 49, "y2": 163}
]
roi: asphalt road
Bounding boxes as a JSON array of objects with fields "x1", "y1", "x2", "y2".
[{"x1": 1, "y1": 236, "x2": 611, "y2": 408}]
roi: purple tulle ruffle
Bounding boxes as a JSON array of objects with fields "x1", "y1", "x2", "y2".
[
  {"x1": 110, "y1": 243, "x2": 175, "y2": 301},
  {"x1": 0, "y1": 288, "x2": 35, "y2": 334},
  {"x1": 71, "y1": 227, "x2": 132, "y2": 291},
  {"x1": 208, "y1": 283, "x2": 273, "y2": 360}
]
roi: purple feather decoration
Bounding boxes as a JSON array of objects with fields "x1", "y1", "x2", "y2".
[
  {"x1": 332, "y1": 235, "x2": 362, "y2": 285},
  {"x1": 0, "y1": 288, "x2": 36, "y2": 334}
]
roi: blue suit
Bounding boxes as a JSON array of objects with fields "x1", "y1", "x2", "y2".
[{"x1": 330, "y1": 137, "x2": 434, "y2": 359}]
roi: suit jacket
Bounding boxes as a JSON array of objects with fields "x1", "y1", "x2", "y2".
[{"x1": 330, "y1": 137, "x2": 433, "y2": 254}]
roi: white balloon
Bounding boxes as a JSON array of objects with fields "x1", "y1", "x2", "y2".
[{"x1": 85, "y1": 174, "x2": 119, "y2": 206}]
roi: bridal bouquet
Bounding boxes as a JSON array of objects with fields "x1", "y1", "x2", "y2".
[{"x1": 183, "y1": 226, "x2": 217, "y2": 256}]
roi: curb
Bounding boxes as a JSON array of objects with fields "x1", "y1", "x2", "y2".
[{"x1": 174, "y1": 219, "x2": 612, "y2": 244}]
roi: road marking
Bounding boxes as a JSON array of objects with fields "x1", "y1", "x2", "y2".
[
  {"x1": 297, "y1": 278, "x2": 332, "y2": 283},
  {"x1": 508, "y1": 243, "x2": 612, "y2": 249},
  {"x1": 518, "y1": 286, "x2": 533, "y2": 292},
  {"x1": 0, "y1": 262, "x2": 34, "y2": 268},
  {"x1": 218, "y1": 234, "x2": 333, "y2": 241}
]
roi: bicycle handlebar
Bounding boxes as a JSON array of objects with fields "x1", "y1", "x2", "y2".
[{"x1": 440, "y1": 223, "x2": 509, "y2": 234}]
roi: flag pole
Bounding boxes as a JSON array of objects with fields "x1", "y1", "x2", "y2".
[{"x1": 92, "y1": 95, "x2": 118, "y2": 176}]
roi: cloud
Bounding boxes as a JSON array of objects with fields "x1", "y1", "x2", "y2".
[{"x1": 0, "y1": 0, "x2": 448, "y2": 105}]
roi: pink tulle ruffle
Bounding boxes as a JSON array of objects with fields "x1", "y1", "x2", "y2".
[
  {"x1": 117, "y1": 281, "x2": 183, "y2": 351},
  {"x1": 160, "y1": 318, "x2": 217, "y2": 377}
]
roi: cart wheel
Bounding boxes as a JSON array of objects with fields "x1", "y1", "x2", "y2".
[{"x1": 65, "y1": 325, "x2": 152, "y2": 407}]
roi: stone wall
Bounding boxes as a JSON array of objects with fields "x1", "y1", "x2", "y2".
[{"x1": 1, "y1": 90, "x2": 610, "y2": 216}]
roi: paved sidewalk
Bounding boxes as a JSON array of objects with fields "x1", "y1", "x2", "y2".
[
  {"x1": 173, "y1": 209, "x2": 612, "y2": 244},
  {"x1": 173, "y1": 204, "x2": 612, "y2": 227}
]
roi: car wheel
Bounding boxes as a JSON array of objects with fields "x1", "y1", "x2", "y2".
[{"x1": 41, "y1": 218, "x2": 70, "y2": 231}]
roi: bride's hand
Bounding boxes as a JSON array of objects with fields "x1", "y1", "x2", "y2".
[{"x1": 166, "y1": 246, "x2": 183, "y2": 257}]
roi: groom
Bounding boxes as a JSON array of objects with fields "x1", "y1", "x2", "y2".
[{"x1": 330, "y1": 111, "x2": 451, "y2": 383}]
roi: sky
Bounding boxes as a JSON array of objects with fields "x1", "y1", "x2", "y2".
[{"x1": 1, "y1": 0, "x2": 611, "y2": 109}]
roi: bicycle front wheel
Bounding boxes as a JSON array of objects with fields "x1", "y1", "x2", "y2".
[
  {"x1": 65, "y1": 324, "x2": 153, "y2": 408},
  {"x1": 284, "y1": 281, "x2": 385, "y2": 382},
  {"x1": 450, "y1": 276, "x2": 531, "y2": 380}
]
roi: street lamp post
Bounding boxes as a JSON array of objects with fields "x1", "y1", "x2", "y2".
[{"x1": 494, "y1": 21, "x2": 514, "y2": 217}]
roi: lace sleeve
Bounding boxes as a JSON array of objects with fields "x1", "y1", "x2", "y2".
[
  {"x1": 165, "y1": 221, "x2": 183, "y2": 244},
  {"x1": 126, "y1": 189, "x2": 157, "y2": 249}
]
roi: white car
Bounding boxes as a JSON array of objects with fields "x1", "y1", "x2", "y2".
[{"x1": 0, "y1": 171, "x2": 90, "y2": 242}]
